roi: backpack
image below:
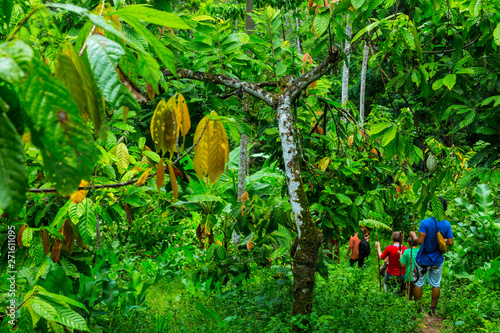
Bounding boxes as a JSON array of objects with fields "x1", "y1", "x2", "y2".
[
  {"x1": 359, "y1": 237, "x2": 371, "y2": 258},
  {"x1": 433, "y1": 218, "x2": 447, "y2": 253}
]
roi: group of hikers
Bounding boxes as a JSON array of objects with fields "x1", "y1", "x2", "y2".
[{"x1": 345, "y1": 197, "x2": 454, "y2": 315}]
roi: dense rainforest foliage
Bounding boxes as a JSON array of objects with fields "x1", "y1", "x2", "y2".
[{"x1": 0, "y1": 0, "x2": 499, "y2": 332}]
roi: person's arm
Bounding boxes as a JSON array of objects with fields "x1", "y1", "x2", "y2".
[
  {"x1": 410, "y1": 231, "x2": 426, "y2": 245},
  {"x1": 346, "y1": 238, "x2": 353, "y2": 258},
  {"x1": 399, "y1": 249, "x2": 407, "y2": 268},
  {"x1": 445, "y1": 224, "x2": 454, "y2": 246},
  {"x1": 375, "y1": 241, "x2": 385, "y2": 259}
]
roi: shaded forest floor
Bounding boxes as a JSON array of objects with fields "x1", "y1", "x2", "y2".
[
  {"x1": 99, "y1": 253, "x2": 499, "y2": 332},
  {"x1": 140, "y1": 255, "x2": 467, "y2": 333}
]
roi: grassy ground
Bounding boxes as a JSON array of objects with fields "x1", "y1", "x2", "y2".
[
  {"x1": 144, "y1": 256, "x2": 426, "y2": 332},
  {"x1": 102, "y1": 249, "x2": 500, "y2": 332}
]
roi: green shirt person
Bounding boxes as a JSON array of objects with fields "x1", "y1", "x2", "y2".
[{"x1": 398, "y1": 236, "x2": 421, "y2": 300}]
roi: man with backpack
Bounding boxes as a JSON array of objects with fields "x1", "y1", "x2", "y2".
[
  {"x1": 346, "y1": 231, "x2": 371, "y2": 268},
  {"x1": 410, "y1": 197, "x2": 454, "y2": 315}
]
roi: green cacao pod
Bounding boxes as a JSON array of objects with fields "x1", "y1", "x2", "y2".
[{"x1": 426, "y1": 154, "x2": 438, "y2": 173}]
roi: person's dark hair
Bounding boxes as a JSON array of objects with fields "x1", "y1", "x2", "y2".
[
  {"x1": 407, "y1": 236, "x2": 415, "y2": 247},
  {"x1": 439, "y1": 197, "x2": 448, "y2": 212},
  {"x1": 392, "y1": 231, "x2": 402, "y2": 243}
]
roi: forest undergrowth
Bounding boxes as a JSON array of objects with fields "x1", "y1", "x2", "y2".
[{"x1": 124, "y1": 251, "x2": 500, "y2": 333}]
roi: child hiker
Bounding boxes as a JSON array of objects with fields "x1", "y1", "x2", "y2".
[{"x1": 399, "y1": 236, "x2": 420, "y2": 300}]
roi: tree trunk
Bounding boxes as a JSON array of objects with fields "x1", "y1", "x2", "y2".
[
  {"x1": 233, "y1": 0, "x2": 254, "y2": 245},
  {"x1": 162, "y1": 46, "x2": 342, "y2": 328},
  {"x1": 276, "y1": 96, "x2": 321, "y2": 323},
  {"x1": 295, "y1": 13, "x2": 302, "y2": 54},
  {"x1": 359, "y1": 41, "x2": 369, "y2": 124},
  {"x1": 341, "y1": 19, "x2": 352, "y2": 110},
  {"x1": 245, "y1": 0, "x2": 253, "y2": 32}
]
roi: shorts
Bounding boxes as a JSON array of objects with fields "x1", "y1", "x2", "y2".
[{"x1": 414, "y1": 261, "x2": 442, "y2": 288}]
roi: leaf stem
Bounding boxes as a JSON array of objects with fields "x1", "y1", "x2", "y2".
[{"x1": 7, "y1": 5, "x2": 40, "y2": 41}]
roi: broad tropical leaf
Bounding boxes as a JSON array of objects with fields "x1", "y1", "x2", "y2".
[
  {"x1": 56, "y1": 43, "x2": 103, "y2": 138},
  {"x1": 78, "y1": 199, "x2": 96, "y2": 245},
  {"x1": 135, "y1": 167, "x2": 152, "y2": 187},
  {"x1": 0, "y1": 113, "x2": 27, "y2": 216},
  {"x1": 150, "y1": 95, "x2": 190, "y2": 155},
  {"x1": 41, "y1": 230, "x2": 50, "y2": 255},
  {"x1": 156, "y1": 159, "x2": 165, "y2": 191},
  {"x1": 168, "y1": 161, "x2": 178, "y2": 201},
  {"x1": 359, "y1": 219, "x2": 391, "y2": 230},
  {"x1": 50, "y1": 238, "x2": 63, "y2": 263},
  {"x1": 475, "y1": 184, "x2": 494, "y2": 218},
  {"x1": 0, "y1": 0, "x2": 13, "y2": 25},
  {"x1": 431, "y1": 195, "x2": 444, "y2": 221},
  {"x1": 86, "y1": 35, "x2": 139, "y2": 112},
  {"x1": 113, "y1": 5, "x2": 190, "y2": 29},
  {"x1": 116, "y1": 142, "x2": 130, "y2": 173},
  {"x1": 14, "y1": 54, "x2": 98, "y2": 195},
  {"x1": 193, "y1": 111, "x2": 229, "y2": 184},
  {"x1": 118, "y1": 15, "x2": 177, "y2": 75}
]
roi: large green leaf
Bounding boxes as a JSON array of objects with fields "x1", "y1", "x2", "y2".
[
  {"x1": 119, "y1": 15, "x2": 176, "y2": 74},
  {"x1": 0, "y1": 113, "x2": 27, "y2": 216},
  {"x1": 19, "y1": 60, "x2": 97, "y2": 195},
  {"x1": 56, "y1": 43, "x2": 104, "y2": 139},
  {"x1": 475, "y1": 184, "x2": 494, "y2": 219},
  {"x1": 0, "y1": 39, "x2": 33, "y2": 83},
  {"x1": 431, "y1": 195, "x2": 444, "y2": 221},
  {"x1": 37, "y1": 290, "x2": 88, "y2": 312},
  {"x1": 442, "y1": 74, "x2": 456, "y2": 90},
  {"x1": 494, "y1": 23, "x2": 500, "y2": 46},
  {"x1": 382, "y1": 126, "x2": 397, "y2": 146},
  {"x1": 0, "y1": 0, "x2": 13, "y2": 25},
  {"x1": 78, "y1": 199, "x2": 96, "y2": 245},
  {"x1": 29, "y1": 299, "x2": 58, "y2": 322},
  {"x1": 113, "y1": 5, "x2": 190, "y2": 29},
  {"x1": 359, "y1": 219, "x2": 391, "y2": 230},
  {"x1": 86, "y1": 35, "x2": 139, "y2": 111},
  {"x1": 48, "y1": 3, "x2": 136, "y2": 46},
  {"x1": 137, "y1": 52, "x2": 160, "y2": 91},
  {"x1": 313, "y1": 12, "x2": 330, "y2": 38}
]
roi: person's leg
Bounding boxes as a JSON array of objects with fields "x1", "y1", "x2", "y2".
[
  {"x1": 431, "y1": 287, "x2": 440, "y2": 307},
  {"x1": 358, "y1": 257, "x2": 365, "y2": 268},
  {"x1": 349, "y1": 259, "x2": 356, "y2": 267},
  {"x1": 413, "y1": 262, "x2": 427, "y2": 302},
  {"x1": 428, "y1": 264, "x2": 443, "y2": 310},
  {"x1": 413, "y1": 286, "x2": 423, "y2": 300}
]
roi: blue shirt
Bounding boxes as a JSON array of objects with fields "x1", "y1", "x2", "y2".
[{"x1": 415, "y1": 217, "x2": 453, "y2": 266}]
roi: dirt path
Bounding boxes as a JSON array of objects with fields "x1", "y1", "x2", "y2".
[{"x1": 421, "y1": 313, "x2": 444, "y2": 333}]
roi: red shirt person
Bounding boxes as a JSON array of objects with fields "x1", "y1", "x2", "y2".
[{"x1": 375, "y1": 231, "x2": 407, "y2": 294}]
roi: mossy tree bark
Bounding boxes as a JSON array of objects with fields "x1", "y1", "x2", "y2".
[{"x1": 162, "y1": 46, "x2": 341, "y2": 327}]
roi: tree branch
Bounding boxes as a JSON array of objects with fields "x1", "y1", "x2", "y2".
[
  {"x1": 285, "y1": 46, "x2": 341, "y2": 101},
  {"x1": 217, "y1": 81, "x2": 279, "y2": 100},
  {"x1": 162, "y1": 68, "x2": 276, "y2": 106},
  {"x1": 422, "y1": 34, "x2": 481, "y2": 54}
]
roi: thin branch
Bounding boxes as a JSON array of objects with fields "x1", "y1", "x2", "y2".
[
  {"x1": 162, "y1": 68, "x2": 276, "y2": 106},
  {"x1": 286, "y1": 46, "x2": 342, "y2": 101},
  {"x1": 7, "y1": 6, "x2": 40, "y2": 41},
  {"x1": 217, "y1": 81, "x2": 279, "y2": 99},
  {"x1": 78, "y1": 0, "x2": 106, "y2": 56},
  {"x1": 422, "y1": 34, "x2": 481, "y2": 54}
]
